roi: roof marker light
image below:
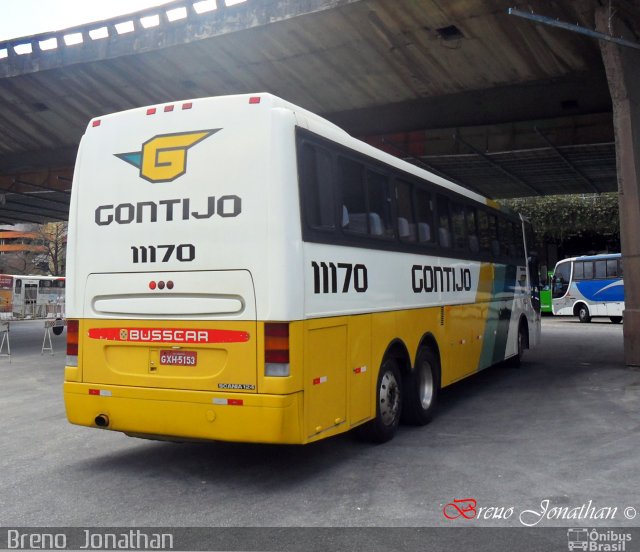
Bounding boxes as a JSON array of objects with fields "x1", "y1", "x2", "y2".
[
  {"x1": 149, "y1": 281, "x2": 157, "y2": 290},
  {"x1": 182, "y1": 102, "x2": 193, "y2": 110},
  {"x1": 92, "y1": 120, "x2": 101, "y2": 127},
  {"x1": 164, "y1": 105, "x2": 174, "y2": 112},
  {"x1": 249, "y1": 96, "x2": 261, "y2": 104},
  {"x1": 146, "y1": 108, "x2": 157, "y2": 115}
]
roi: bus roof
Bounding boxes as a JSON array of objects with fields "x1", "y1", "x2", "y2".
[
  {"x1": 88, "y1": 92, "x2": 494, "y2": 209},
  {"x1": 557, "y1": 253, "x2": 621, "y2": 264}
]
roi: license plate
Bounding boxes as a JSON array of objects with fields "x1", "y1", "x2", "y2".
[{"x1": 159, "y1": 350, "x2": 197, "y2": 366}]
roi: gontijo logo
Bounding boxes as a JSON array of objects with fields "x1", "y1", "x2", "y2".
[{"x1": 115, "y1": 129, "x2": 220, "y2": 183}]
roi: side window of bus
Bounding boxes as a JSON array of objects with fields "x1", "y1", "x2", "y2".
[
  {"x1": 488, "y1": 214, "x2": 500, "y2": 256},
  {"x1": 607, "y1": 259, "x2": 619, "y2": 278},
  {"x1": 339, "y1": 157, "x2": 367, "y2": 235},
  {"x1": 415, "y1": 188, "x2": 435, "y2": 244},
  {"x1": 15, "y1": 279, "x2": 22, "y2": 294},
  {"x1": 300, "y1": 143, "x2": 335, "y2": 231},
  {"x1": 553, "y1": 262, "x2": 571, "y2": 298},
  {"x1": 466, "y1": 207, "x2": 480, "y2": 253},
  {"x1": 618, "y1": 259, "x2": 623, "y2": 277},
  {"x1": 451, "y1": 202, "x2": 467, "y2": 251},
  {"x1": 396, "y1": 180, "x2": 416, "y2": 242},
  {"x1": 573, "y1": 262, "x2": 584, "y2": 280},
  {"x1": 498, "y1": 217, "x2": 514, "y2": 258},
  {"x1": 512, "y1": 222, "x2": 525, "y2": 260},
  {"x1": 437, "y1": 195, "x2": 452, "y2": 249},
  {"x1": 477, "y1": 210, "x2": 491, "y2": 253},
  {"x1": 595, "y1": 260, "x2": 606, "y2": 279},
  {"x1": 366, "y1": 170, "x2": 394, "y2": 239},
  {"x1": 584, "y1": 261, "x2": 594, "y2": 279}
]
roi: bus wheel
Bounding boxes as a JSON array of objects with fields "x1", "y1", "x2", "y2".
[
  {"x1": 357, "y1": 357, "x2": 402, "y2": 443},
  {"x1": 577, "y1": 305, "x2": 591, "y2": 323},
  {"x1": 610, "y1": 316, "x2": 623, "y2": 324},
  {"x1": 402, "y1": 347, "x2": 439, "y2": 426}
]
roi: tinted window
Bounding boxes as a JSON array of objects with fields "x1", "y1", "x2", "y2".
[
  {"x1": 477, "y1": 210, "x2": 491, "y2": 253},
  {"x1": 595, "y1": 260, "x2": 606, "y2": 279},
  {"x1": 396, "y1": 180, "x2": 416, "y2": 242},
  {"x1": 488, "y1": 214, "x2": 500, "y2": 256},
  {"x1": 553, "y1": 262, "x2": 571, "y2": 298},
  {"x1": 573, "y1": 262, "x2": 584, "y2": 280},
  {"x1": 607, "y1": 259, "x2": 619, "y2": 278},
  {"x1": 415, "y1": 188, "x2": 434, "y2": 244},
  {"x1": 301, "y1": 144, "x2": 335, "y2": 230},
  {"x1": 339, "y1": 157, "x2": 367, "y2": 235},
  {"x1": 366, "y1": 170, "x2": 394, "y2": 239},
  {"x1": 512, "y1": 222, "x2": 525, "y2": 260},
  {"x1": 451, "y1": 202, "x2": 466, "y2": 250},
  {"x1": 584, "y1": 261, "x2": 594, "y2": 279},
  {"x1": 498, "y1": 218, "x2": 514, "y2": 257},
  {"x1": 437, "y1": 196, "x2": 452, "y2": 249},
  {"x1": 466, "y1": 207, "x2": 479, "y2": 253}
]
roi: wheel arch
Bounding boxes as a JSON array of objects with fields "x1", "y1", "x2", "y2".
[
  {"x1": 381, "y1": 338, "x2": 412, "y2": 378},
  {"x1": 572, "y1": 301, "x2": 589, "y2": 316},
  {"x1": 518, "y1": 314, "x2": 530, "y2": 349},
  {"x1": 416, "y1": 332, "x2": 442, "y2": 380}
]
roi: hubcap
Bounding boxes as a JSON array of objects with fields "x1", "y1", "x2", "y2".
[
  {"x1": 417, "y1": 360, "x2": 434, "y2": 409},
  {"x1": 379, "y1": 370, "x2": 400, "y2": 426}
]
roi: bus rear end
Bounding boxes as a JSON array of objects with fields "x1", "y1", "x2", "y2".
[{"x1": 64, "y1": 94, "x2": 305, "y2": 443}]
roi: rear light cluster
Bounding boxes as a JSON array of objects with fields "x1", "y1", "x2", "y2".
[
  {"x1": 149, "y1": 280, "x2": 174, "y2": 290},
  {"x1": 66, "y1": 319, "x2": 79, "y2": 367},
  {"x1": 264, "y1": 323, "x2": 289, "y2": 377}
]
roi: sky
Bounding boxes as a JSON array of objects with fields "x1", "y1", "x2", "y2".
[{"x1": 0, "y1": 0, "x2": 175, "y2": 42}]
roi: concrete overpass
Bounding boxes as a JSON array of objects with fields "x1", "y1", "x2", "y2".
[{"x1": 0, "y1": 0, "x2": 638, "y2": 363}]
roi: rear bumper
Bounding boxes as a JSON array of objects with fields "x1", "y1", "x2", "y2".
[{"x1": 64, "y1": 382, "x2": 304, "y2": 444}]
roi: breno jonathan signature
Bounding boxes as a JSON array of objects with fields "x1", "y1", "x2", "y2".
[{"x1": 443, "y1": 498, "x2": 637, "y2": 526}]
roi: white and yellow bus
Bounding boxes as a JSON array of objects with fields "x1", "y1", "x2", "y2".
[{"x1": 64, "y1": 93, "x2": 540, "y2": 444}]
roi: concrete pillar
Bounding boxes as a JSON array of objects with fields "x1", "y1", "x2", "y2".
[{"x1": 596, "y1": 8, "x2": 640, "y2": 366}]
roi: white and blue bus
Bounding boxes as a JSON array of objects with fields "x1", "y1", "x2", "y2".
[{"x1": 552, "y1": 253, "x2": 624, "y2": 323}]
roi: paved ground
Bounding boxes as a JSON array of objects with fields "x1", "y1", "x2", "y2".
[{"x1": 0, "y1": 316, "x2": 638, "y2": 548}]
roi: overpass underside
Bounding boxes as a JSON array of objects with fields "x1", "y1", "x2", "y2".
[
  {"x1": 0, "y1": 0, "x2": 626, "y2": 214},
  {"x1": 0, "y1": 0, "x2": 638, "y2": 362}
]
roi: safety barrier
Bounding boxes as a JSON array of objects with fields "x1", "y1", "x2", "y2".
[
  {"x1": 0, "y1": 318, "x2": 66, "y2": 361},
  {"x1": 42, "y1": 318, "x2": 66, "y2": 355},
  {"x1": 0, "y1": 320, "x2": 10, "y2": 362}
]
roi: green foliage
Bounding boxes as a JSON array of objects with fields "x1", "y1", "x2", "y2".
[{"x1": 502, "y1": 193, "x2": 619, "y2": 247}]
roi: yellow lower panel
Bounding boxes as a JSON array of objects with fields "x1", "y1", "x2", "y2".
[{"x1": 64, "y1": 382, "x2": 306, "y2": 444}]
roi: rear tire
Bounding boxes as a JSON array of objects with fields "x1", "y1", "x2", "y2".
[
  {"x1": 511, "y1": 322, "x2": 527, "y2": 367},
  {"x1": 357, "y1": 357, "x2": 402, "y2": 443},
  {"x1": 610, "y1": 316, "x2": 622, "y2": 324},
  {"x1": 402, "y1": 347, "x2": 439, "y2": 425},
  {"x1": 577, "y1": 304, "x2": 591, "y2": 323}
]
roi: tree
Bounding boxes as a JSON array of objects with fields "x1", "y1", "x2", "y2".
[
  {"x1": 502, "y1": 193, "x2": 620, "y2": 256},
  {"x1": 37, "y1": 222, "x2": 68, "y2": 276}
]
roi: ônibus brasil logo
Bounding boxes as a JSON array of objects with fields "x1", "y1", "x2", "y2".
[{"x1": 115, "y1": 129, "x2": 220, "y2": 183}]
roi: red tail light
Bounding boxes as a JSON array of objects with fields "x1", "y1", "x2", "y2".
[
  {"x1": 66, "y1": 319, "x2": 79, "y2": 365},
  {"x1": 265, "y1": 323, "x2": 289, "y2": 363}
]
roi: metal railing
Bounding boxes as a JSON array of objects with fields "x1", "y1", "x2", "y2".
[{"x1": 0, "y1": 0, "x2": 249, "y2": 62}]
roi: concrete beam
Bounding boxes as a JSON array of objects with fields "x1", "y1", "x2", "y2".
[
  {"x1": 596, "y1": 7, "x2": 640, "y2": 366},
  {"x1": 327, "y1": 73, "x2": 612, "y2": 136},
  {"x1": 0, "y1": 0, "x2": 362, "y2": 78}
]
